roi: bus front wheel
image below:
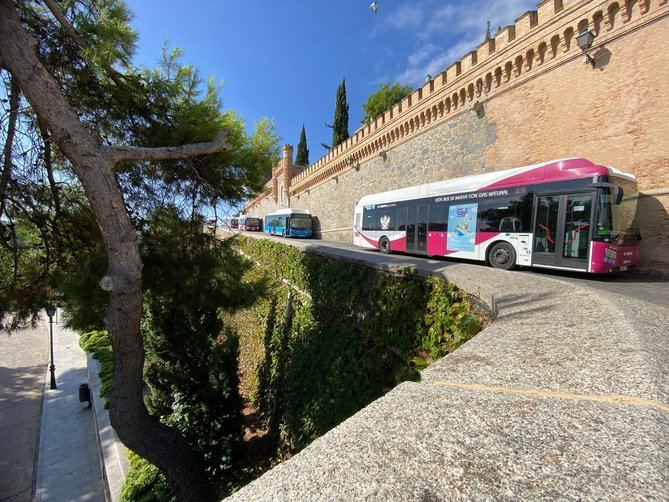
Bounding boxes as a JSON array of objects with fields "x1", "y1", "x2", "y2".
[
  {"x1": 379, "y1": 236, "x2": 391, "y2": 254},
  {"x1": 488, "y1": 242, "x2": 516, "y2": 270}
]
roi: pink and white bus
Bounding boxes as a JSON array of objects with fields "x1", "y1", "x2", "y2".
[{"x1": 353, "y1": 158, "x2": 640, "y2": 273}]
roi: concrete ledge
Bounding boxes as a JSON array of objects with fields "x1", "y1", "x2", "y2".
[
  {"x1": 87, "y1": 353, "x2": 128, "y2": 501},
  {"x1": 225, "y1": 233, "x2": 669, "y2": 500},
  {"x1": 230, "y1": 383, "x2": 669, "y2": 500}
]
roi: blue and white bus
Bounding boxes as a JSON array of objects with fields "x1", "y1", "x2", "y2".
[{"x1": 264, "y1": 208, "x2": 313, "y2": 238}]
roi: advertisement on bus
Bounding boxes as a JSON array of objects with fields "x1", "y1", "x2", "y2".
[{"x1": 447, "y1": 203, "x2": 478, "y2": 252}]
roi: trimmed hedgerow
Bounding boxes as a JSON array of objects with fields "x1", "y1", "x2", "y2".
[
  {"x1": 79, "y1": 329, "x2": 113, "y2": 403},
  {"x1": 120, "y1": 452, "x2": 175, "y2": 502}
]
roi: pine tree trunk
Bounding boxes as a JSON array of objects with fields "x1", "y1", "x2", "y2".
[
  {"x1": 0, "y1": 3, "x2": 220, "y2": 500},
  {"x1": 0, "y1": 75, "x2": 19, "y2": 217}
]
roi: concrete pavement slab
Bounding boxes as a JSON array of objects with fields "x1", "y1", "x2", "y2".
[
  {"x1": 229, "y1": 382, "x2": 669, "y2": 501},
  {"x1": 34, "y1": 313, "x2": 106, "y2": 502},
  {"x1": 0, "y1": 323, "x2": 47, "y2": 502}
]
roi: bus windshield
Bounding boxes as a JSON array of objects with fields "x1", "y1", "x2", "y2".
[
  {"x1": 595, "y1": 177, "x2": 639, "y2": 244},
  {"x1": 289, "y1": 215, "x2": 312, "y2": 230},
  {"x1": 245, "y1": 218, "x2": 260, "y2": 227}
]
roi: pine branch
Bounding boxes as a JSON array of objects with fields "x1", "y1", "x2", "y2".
[
  {"x1": 41, "y1": 0, "x2": 151, "y2": 121},
  {"x1": 41, "y1": 0, "x2": 85, "y2": 46},
  {"x1": 108, "y1": 132, "x2": 230, "y2": 162}
]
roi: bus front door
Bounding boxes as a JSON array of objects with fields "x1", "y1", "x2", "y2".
[
  {"x1": 532, "y1": 193, "x2": 593, "y2": 270},
  {"x1": 406, "y1": 205, "x2": 429, "y2": 254}
]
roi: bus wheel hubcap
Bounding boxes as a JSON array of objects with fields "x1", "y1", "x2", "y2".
[{"x1": 494, "y1": 249, "x2": 509, "y2": 264}]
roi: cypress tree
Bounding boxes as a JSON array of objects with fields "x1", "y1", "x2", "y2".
[
  {"x1": 295, "y1": 124, "x2": 309, "y2": 165},
  {"x1": 332, "y1": 78, "x2": 349, "y2": 148}
]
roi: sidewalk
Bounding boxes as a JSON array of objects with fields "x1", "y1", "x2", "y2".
[
  {"x1": 35, "y1": 312, "x2": 106, "y2": 502},
  {"x1": 0, "y1": 321, "x2": 47, "y2": 502}
]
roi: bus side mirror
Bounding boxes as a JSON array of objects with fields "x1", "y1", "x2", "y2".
[
  {"x1": 613, "y1": 186, "x2": 623, "y2": 205},
  {"x1": 589, "y1": 182, "x2": 624, "y2": 205}
]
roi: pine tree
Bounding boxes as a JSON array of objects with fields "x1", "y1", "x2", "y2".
[
  {"x1": 295, "y1": 124, "x2": 309, "y2": 165},
  {"x1": 331, "y1": 78, "x2": 350, "y2": 148},
  {"x1": 0, "y1": 1, "x2": 279, "y2": 498},
  {"x1": 361, "y1": 82, "x2": 413, "y2": 125}
]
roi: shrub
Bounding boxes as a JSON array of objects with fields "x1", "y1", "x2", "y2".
[
  {"x1": 79, "y1": 329, "x2": 113, "y2": 402},
  {"x1": 120, "y1": 452, "x2": 174, "y2": 502}
]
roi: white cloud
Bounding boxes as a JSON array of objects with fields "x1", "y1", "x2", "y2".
[
  {"x1": 454, "y1": 0, "x2": 538, "y2": 32},
  {"x1": 407, "y1": 44, "x2": 439, "y2": 67},
  {"x1": 425, "y1": 5, "x2": 457, "y2": 38},
  {"x1": 395, "y1": 38, "x2": 478, "y2": 86},
  {"x1": 372, "y1": 2, "x2": 425, "y2": 35},
  {"x1": 387, "y1": 0, "x2": 537, "y2": 87}
]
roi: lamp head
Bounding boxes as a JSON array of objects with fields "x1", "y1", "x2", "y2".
[{"x1": 577, "y1": 29, "x2": 595, "y2": 51}]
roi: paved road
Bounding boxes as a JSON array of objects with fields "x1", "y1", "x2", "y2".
[
  {"x1": 521, "y1": 266, "x2": 668, "y2": 308},
  {"x1": 227, "y1": 230, "x2": 669, "y2": 501},
  {"x1": 232, "y1": 230, "x2": 669, "y2": 308},
  {"x1": 34, "y1": 313, "x2": 105, "y2": 502},
  {"x1": 0, "y1": 320, "x2": 47, "y2": 502}
]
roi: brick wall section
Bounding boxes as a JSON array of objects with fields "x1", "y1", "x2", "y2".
[{"x1": 247, "y1": 0, "x2": 669, "y2": 266}]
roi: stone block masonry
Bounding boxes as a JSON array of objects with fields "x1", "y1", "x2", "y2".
[{"x1": 246, "y1": 0, "x2": 669, "y2": 266}]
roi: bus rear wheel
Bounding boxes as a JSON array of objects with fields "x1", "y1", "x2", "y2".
[
  {"x1": 488, "y1": 242, "x2": 517, "y2": 270},
  {"x1": 379, "y1": 236, "x2": 391, "y2": 254}
]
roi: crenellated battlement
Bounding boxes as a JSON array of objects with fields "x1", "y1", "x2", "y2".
[{"x1": 245, "y1": 0, "x2": 667, "y2": 214}]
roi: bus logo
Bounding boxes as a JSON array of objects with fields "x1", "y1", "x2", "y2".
[{"x1": 380, "y1": 215, "x2": 391, "y2": 230}]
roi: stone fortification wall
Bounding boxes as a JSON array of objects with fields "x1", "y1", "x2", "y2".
[{"x1": 246, "y1": 0, "x2": 669, "y2": 266}]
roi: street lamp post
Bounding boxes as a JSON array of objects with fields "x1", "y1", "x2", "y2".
[{"x1": 45, "y1": 305, "x2": 57, "y2": 390}]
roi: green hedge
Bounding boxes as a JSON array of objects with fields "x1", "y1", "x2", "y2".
[
  {"x1": 231, "y1": 236, "x2": 482, "y2": 456},
  {"x1": 79, "y1": 329, "x2": 113, "y2": 403},
  {"x1": 120, "y1": 452, "x2": 175, "y2": 502}
]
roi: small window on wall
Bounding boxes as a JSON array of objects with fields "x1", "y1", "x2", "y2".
[{"x1": 479, "y1": 193, "x2": 533, "y2": 233}]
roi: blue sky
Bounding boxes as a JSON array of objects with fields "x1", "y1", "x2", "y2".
[{"x1": 125, "y1": 0, "x2": 537, "y2": 163}]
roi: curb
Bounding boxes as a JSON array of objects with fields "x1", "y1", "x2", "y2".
[{"x1": 86, "y1": 352, "x2": 128, "y2": 501}]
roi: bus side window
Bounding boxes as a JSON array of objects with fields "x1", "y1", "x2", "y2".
[
  {"x1": 428, "y1": 203, "x2": 447, "y2": 231},
  {"x1": 396, "y1": 207, "x2": 407, "y2": 231},
  {"x1": 377, "y1": 207, "x2": 396, "y2": 231},
  {"x1": 479, "y1": 194, "x2": 532, "y2": 233},
  {"x1": 363, "y1": 209, "x2": 376, "y2": 231}
]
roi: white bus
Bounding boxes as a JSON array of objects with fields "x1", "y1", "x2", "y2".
[{"x1": 353, "y1": 158, "x2": 639, "y2": 273}]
